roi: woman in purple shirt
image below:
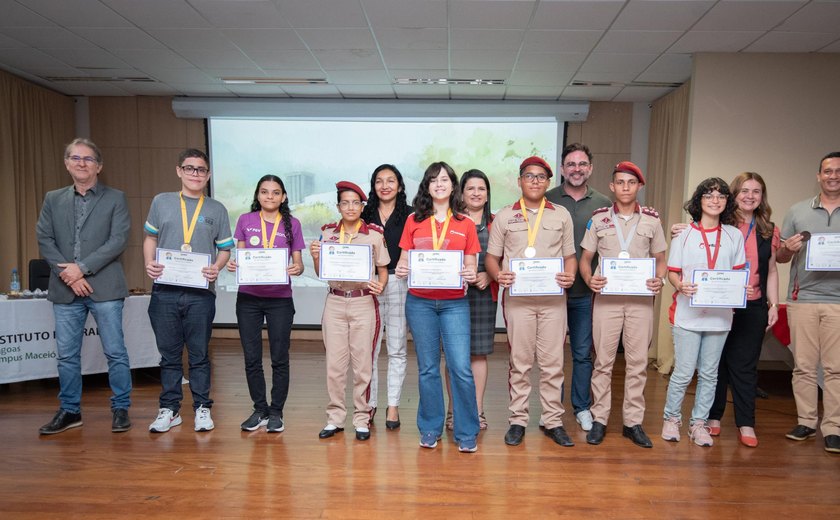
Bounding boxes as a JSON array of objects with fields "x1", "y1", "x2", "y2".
[{"x1": 227, "y1": 175, "x2": 305, "y2": 433}]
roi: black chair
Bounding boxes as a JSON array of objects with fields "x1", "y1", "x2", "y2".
[{"x1": 28, "y1": 259, "x2": 50, "y2": 291}]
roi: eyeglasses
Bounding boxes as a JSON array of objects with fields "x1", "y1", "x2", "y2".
[
  {"x1": 701, "y1": 193, "x2": 728, "y2": 201},
  {"x1": 66, "y1": 155, "x2": 99, "y2": 164},
  {"x1": 338, "y1": 200, "x2": 365, "y2": 209},
  {"x1": 521, "y1": 173, "x2": 549, "y2": 183},
  {"x1": 563, "y1": 161, "x2": 590, "y2": 169},
  {"x1": 180, "y1": 165, "x2": 209, "y2": 176}
]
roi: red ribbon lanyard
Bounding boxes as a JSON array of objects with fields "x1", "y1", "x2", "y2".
[{"x1": 700, "y1": 225, "x2": 722, "y2": 269}]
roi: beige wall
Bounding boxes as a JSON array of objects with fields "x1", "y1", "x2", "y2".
[
  {"x1": 685, "y1": 53, "x2": 840, "y2": 301},
  {"x1": 89, "y1": 96, "x2": 206, "y2": 291}
]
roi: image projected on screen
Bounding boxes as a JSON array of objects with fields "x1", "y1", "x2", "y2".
[{"x1": 209, "y1": 118, "x2": 559, "y2": 325}]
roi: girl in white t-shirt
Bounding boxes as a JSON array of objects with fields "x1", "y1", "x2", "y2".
[{"x1": 662, "y1": 177, "x2": 747, "y2": 447}]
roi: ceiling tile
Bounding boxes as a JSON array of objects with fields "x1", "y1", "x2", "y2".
[
  {"x1": 373, "y1": 28, "x2": 448, "y2": 50},
  {"x1": 18, "y1": 0, "x2": 132, "y2": 27},
  {"x1": 280, "y1": 84, "x2": 343, "y2": 97},
  {"x1": 777, "y1": 1, "x2": 840, "y2": 33},
  {"x1": 522, "y1": 30, "x2": 603, "y2": 53},
  {"x1": 168, "y1": 84, "x2": 236, "y2": 96},
  {"x1": 0, "y1": 2, "x2": 56, "y2": 27},
  {"x1": 142, "y1": 68, "x2": 217, "y2": 84},
  {"x1": 335, "y1": 84, "x2": 396, "y2": 98},
  {"x1": 450, "y1": 83, "x2": 506, "y2": 99},
  {"x1": 42, "y1": 48, "x2": 129, "y2": 69},
  {"x1": 515, "y1": 52, "x2": 587, "y2": 72},
  {"x1": 820, "y1": 39, "x2": 840, "y2": 52},
  {"x1": 189, "y1": 0, "x2": 288, "y2": 28},
  {"x1": 297, "y1": 28, "x2": 376, "y2": 50},
  {"x1": 579, "y1": 53, "x2": 658, "y2": 74},
  {"x1": 635, "y1": 53, "x2": 693, "y2": 83},
  {"x1": 325, "y1": 69, "x2": 390, "y2": 85},
  {"x1": 248, "y1": 50, "x2": 321, "y2": 69},
  {"x1": 393, "y1": 84, "x2": 450, "y2": 98},
  {"x1": 0, "y1": 33, "x2": 27, "y2": 49},
  {"x1": 109, "y1": 49, "x2": 195, "y2": 69},
  {"x1": 594, "y1": 30, "x2": 682, "y2": 54},
  {"x1": 225, "y1": 83, "x2": 290, "y2": 96},
  {"x1": 382, "y1": 49, "x2": 448, "y2": 69},
  {"x1": 0, "y1": 27, "x2": 98, "y2": 49},
  {"x1": 203, "y1": 67, "x2": 268, "y2": 79},
  {"x1": 504, "y1": 85, "x2": 561, "y2": 100},
  {"x1": 560, "y1": 85, "x2": 621, "y2": 101},
  {"x1": 508, "y1": 69, "x2": 573, "y2": 87},
  {"x1": 117, "y1": 81, "x2": 180, "y2": 95},
  {"x1": 612, "y1": 1, "x2": 714, "y2": 31},
  {"x1": 222, "y1": 29, "x2": 306, "y2": 53},
  {"x1": 612, "y1": 86, "x2": 676, "y2": 103},
  {"x1": 450, "y1": 0, "x2": 536, "y2": 30},
  {"x1": 573, "y1": 71, "x2": 638, "y2": 84},
  {"x1": 147, "y1": 29, "x2": 238, "y2": 52},
  {"x1": 693, "y1": 1, "x2": 806, "y2": 31},
  {"x1": 669, "y1": 30, "x2": 764, "y2": 53},
  {"x1": 363, "y1": 0, "x2": 448, "y2": 28},
  {"x1": 176, "y1": 49, "x2": 253, "y2": 69},
  {"x1": 277, "y1": 0, "x2": 368, "y2": 28},
  {"x1": 451, "y1": 49, "x2": 517, "y2": 70},
  {"x1": 101, "y1": 0, "x2": 211, "y2": 29},
  {"x1": 451, "y1": 29, "x2": 525, "y2": 50},
  {"x1": 47, "y1": 81, "x2": 133, "y2": 96},
  {"x1": 449, "y1": 69, "x2": 510, "y2": 80},
  {"x1": 72, "y1": 27, "x2": 168, "y2": 50},
  {"x1": 745, "y1": 31, "x2": 839, "y2": 52},
  {"x1": 0, "y1": 48, "x2": 74, "y2": 69},
  {"x1": 390, "y1": 68, "x2": 449, "y2": 79},
  {"x1": 531, "y1": 0, "x2": 624, "y2": 31},
  {"x1": 312, "y1": 49, "x2": 384, "y2": 70}
]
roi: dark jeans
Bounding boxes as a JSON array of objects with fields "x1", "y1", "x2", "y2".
[
  {"x1": 148, "y1": 285, "x2": 215, "y2": 412},
  {"x1": 709, "y1": 300, "x2": 768, "y2": 427},
  {"x1": 236, "y1": 293, "x2": 295, "y2": 417},
  {"x1": 566, "y1": 294, "x2": 594, "y2": 413}
]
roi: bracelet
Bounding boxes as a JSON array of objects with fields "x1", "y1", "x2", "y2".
[{"x1": 768, "y1": 302, "x2": 778, "y2": 309}]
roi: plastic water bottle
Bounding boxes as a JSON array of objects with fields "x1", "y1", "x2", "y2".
[{"x1": 10, "y1": 268, "x2": 21, "y2": 293}]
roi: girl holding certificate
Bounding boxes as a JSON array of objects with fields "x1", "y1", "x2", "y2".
[
  {"x1": 360, "y1": 164, "x2": 413, "y2": 430},
  {"x1": 663, "y1": 178, "x2": 747, "y2": 447},
  {"x1": 444, "y1": 169, "x2": 497, "y2": 431},
  {"x1": 227, "y1": 175, "x2": 305, "y2": 433},
  {"x1": 395, "y1": 162, "x2": 481, "y2": 452},
  {"x1": 310, "y1": 181, "x2": 390, "y2": 442}
]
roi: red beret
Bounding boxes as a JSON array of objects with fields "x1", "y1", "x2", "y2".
[
  {"x1": 335, "y1": 181, "x2": 367, "y2": 202},
  {"x1": 519, "y1": 156, "x2": 553, "y2": 178},
  {"x1": 613, "y1": 161, "x2": 645, "y2": 185}
]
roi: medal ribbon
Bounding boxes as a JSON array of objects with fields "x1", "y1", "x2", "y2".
[
  {"x1": 698, "y1": 222, "x2": 722, "y2": 269},
  {"x1": 519, "y1": 197, "x2": 546, "y2": 251},
  {"x1": 609, "y1": 206, "x2": 638, "y2": 255},
  {"x1": 430, "y1": 210, "x2": 452, "y2": 250},
  {"x1": 260, "y1": 211, "x2": 282, "y2": 249},
  {"x1": 339, "y1": 220, "x2": 362, "y2": 244},
  {"x1": 179, "y1": 192, "x2": 204, "y2": 247}
]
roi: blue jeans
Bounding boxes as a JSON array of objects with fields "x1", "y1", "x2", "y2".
[
  {"x1": 406, "y1": 293, "x2": 479, "y2": 443},
  {"x1": 567, "y1": 294, "x2": 594, "y2": 413},
  {"x1": 236, "y1": 293, "x2": 294, "y2": 417},
  {"x1": 148, "y1": 286, "x2": 215, "y2": 412},
  {"x1": 664, "y1": 327, "x2": 729, "y2": 424},
  {"x1": 53, "y1": 297, "x2": 131, "y2": 413}
]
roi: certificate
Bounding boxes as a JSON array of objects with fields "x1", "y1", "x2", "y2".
[
  {"x1": 690, "y1": 269, "x2": 748, "y2": 308},
  {"x1": 600, "y1": 257, "x2": 655, "y2": 296},
  {"x1": 805, "y1": 233, "x2": 840, "y2": 271},
  {"x1": 319, "y1": 243, "x2": 372, "y2": 281},
  {"x1": 408, "y1": 250, "x2": 463, "y2": 289},
  {"x1": 155, "y1": 248, "x2": 210, "y2": 289},
  {"x1": 508, "y1": 257, "x2": 564, "y2": 296},
  {"x1": 236, "y1": 248, "x2": 289, "y2": 285}
]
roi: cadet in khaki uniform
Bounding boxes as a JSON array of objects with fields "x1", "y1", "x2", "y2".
[
  {"x1": 579, "y1": 162, "x2": 667, "y2": 448},
  {"x1": 486, "y1": 156, "x2": 578, "y2": 447},
  {"x1": 310, "y1": 181, "x2": 390, "y2": 442}
]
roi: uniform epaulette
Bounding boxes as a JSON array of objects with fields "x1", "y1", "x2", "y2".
[
  {"x1": 592, "y1": 206, "x2": 610, "y2": 216},
  {"x1": 321, "y1": 222, "x2": 339, "y2": 232},
  {"x1": 641, "y1": 206, "x2": 660, "y2": 218},
  {"x1": 367, "y1": 222, "x2": 385, "y2": 234}
]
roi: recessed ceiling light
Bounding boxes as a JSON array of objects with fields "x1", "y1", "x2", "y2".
[
  {"x1": 221, "y1": 77, "x2": 328, "y2": 85},
  {"x1": 394, "y1": 78, "x2": 505, "y2": 86}
]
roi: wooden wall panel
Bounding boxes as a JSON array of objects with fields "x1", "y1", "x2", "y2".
[{"x1": 89, "y1": 97, "x2": 138, "y2": 147}]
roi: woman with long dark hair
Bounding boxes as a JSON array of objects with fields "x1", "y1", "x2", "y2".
[
  {"x1": 395, "y1": 162, "x2": 481, "y2": 452},
  {"x1": 360, "y1": 164, "x2": 412, "y2": 430},
  {"x1": 227, "y1": 175, "x2": 305, "y2": 433}
]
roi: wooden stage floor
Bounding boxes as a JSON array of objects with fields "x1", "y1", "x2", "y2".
[{"x1": 1, "y1": 339, "x2": 838, "y2": 519}]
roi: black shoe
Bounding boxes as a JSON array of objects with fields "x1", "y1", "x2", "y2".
[
  {"x1": 266, "y1": 416, "x2": 285, "y2": 433},
  {"x1": 825, "y1": 435, "x2": 840, "y2": 453},
  {"x1": 786, "y1": 424, "x2": 817, "y2": 441},
  {"x1": 356, "y1": 429, "x2": 371, "y2": 441},
  {"x1": 39, "y1": 410, "x2": 83, "y2": 435},
  {"x1": 318, "y1": 426, "x2": 344, "y2": 439},
  {"x1": 240, "y1": 411, "x2": 269, "y2": 431},
  {"x1": 587, "y1": 421, "x2": 606, "y2": 445},
  {"x1": 623, "y1": 424, "x2": 653, "y2": 448},
  {"x1": 111, "y1": 408, "x2": 131, "y2": 433},
  {"x1": 369, "y1": 407, "x2": 376, "y2": 427},
  {"x1": 386, "y1": 418, "x2": 401, "y2": 430},
  {"x1": 544, "y1": 426, "x2": 574, "y2": 447},
  {"x1": 504, "y1": 424, "x2": 526, "y2": 446}
]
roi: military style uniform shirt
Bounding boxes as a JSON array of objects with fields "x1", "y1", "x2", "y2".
[
  {"x1": 320, "y1": 220, "x2": 390, "y2": 292},
  {"x1": 486, "y1": 200, "x2": 576, "y2": 265},
  {"x1": 580, "y1": 203, "x2": 667, "y2": 274}
]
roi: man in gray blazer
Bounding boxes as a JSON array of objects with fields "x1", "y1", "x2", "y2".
[{"x1": 36, "y1": 137, "x2": 132, "y2": 435}]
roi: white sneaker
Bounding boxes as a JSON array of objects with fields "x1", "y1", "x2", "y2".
[
  {"x1": 575, "y1": 410, "x2": 594, "y2": 432},
  {"x1": 149, "y1": 408, "x2": 182, "y2": 433},
  {"x1": 194, "y1": 405, "x2": 215, "y2": 432}
]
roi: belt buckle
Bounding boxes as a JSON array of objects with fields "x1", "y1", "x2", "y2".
[{"x1": 344, "y1": 290, "x2": 352, "y2": 298}]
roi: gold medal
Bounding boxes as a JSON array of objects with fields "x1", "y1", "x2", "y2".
[
  {"x1": 181, "y1": 243, "x2": 192, "y2": 252},
  {"x1": 179, "y1": 191, "x2": 204, "y2": 255},
  {"x1": 519, "y1": 197, "x2": 545, "y2": 258}
]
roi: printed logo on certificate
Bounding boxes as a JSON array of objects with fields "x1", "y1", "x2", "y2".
[
  {"x1": 805, "y1": 233, "x2": 840, "y2": 271},
  {"x1": 600, "y1": 257, "x2": 655, "y2": 296},
  {"x1": 319, "y1": 243, "x2": 372, "y2": 282},
  {"x1": 236, "y1": 248, "x2": 289, "y2": 285},
  {"x1": 689, "y1": 269, "x2": 748, "y2": 308},
  {"x1": 408, "y1": 249, "x2": 463, "y2": 289},
  {"x1": 155, "y1": 248, "x2": 210, "y2": 289},
  {"x1": 508, "y1": 257, "x2": 564, "y2": 296}
]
